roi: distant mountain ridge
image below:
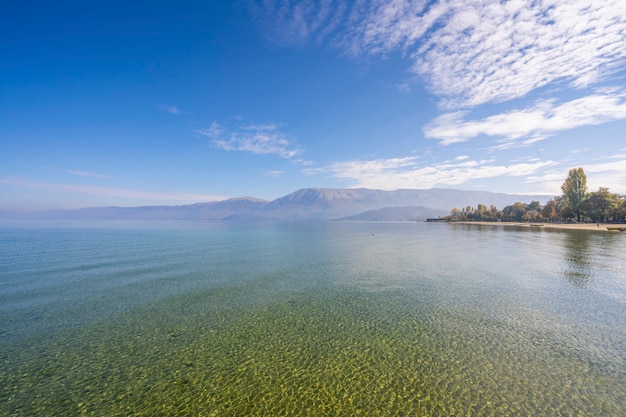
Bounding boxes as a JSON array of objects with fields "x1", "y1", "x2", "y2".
[
  {"x1": 5, "y1": 188, "x2": 549, "y2": 221},
  {"x1": 338, "y1": 206, "x2": 448, "y2": 221}
]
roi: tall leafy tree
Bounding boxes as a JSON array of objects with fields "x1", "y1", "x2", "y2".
[
  {"x1": 561, "y1": 167, "x2": 588, "y2": 222},
  {"x1": 581, "y1": 187, "x2": 618, "y2": 222}
]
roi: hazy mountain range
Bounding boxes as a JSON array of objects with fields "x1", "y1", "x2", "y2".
[{"x1": 2, "y1": 188, "x2": 549, "y2": 221}]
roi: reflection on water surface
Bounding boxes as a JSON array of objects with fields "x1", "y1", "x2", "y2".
[{"x1": 562, "y1": 230, "x2": 595, "y2": 287}]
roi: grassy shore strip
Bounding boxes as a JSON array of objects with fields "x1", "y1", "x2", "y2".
[{"x1": 449, "y1": 221, "x2": 625, "y2": 232}]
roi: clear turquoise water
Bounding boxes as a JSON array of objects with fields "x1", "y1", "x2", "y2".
[{"x1": 1, "y1": 220, "x2": 625, "y2": 416}]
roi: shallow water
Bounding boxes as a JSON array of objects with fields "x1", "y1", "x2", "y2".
[{"x1": 1, "y1": 221, "x2": 625, "y2": 416}]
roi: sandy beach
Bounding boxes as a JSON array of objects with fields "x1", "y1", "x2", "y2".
[{"x1": 450, "y1": 221, "x2": 626, "y2": 232}]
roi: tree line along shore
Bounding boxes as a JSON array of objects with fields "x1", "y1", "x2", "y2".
[{"x1": 445, "y1": 168, "x2": 626, "y2": 227}]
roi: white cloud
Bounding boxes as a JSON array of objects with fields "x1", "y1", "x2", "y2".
[
  {"x1": 304, "y1": 155, "x2": 554, "y2": 190},
  {"x1": 246, "y1": 2, "x2": 626, "y2": 195},
  {"x1": 341, "y1": 0, "x2": 448, "y2": 56},
  {"x1": 405, "y1": 0, "x2": 626, "y2": 108},
  {"x1": 584, "y1": 159, "x2": 626, "y2": 193},
  {"x1": 241, "y1": 123, "x2": 280, "y2": 131},
  {"x1": 262, "y1": 169, "x2": 285, "y2": 178},
  {"x1": 292, "y1": 158, "x2": 314, "y2": 166},
  {"x1": 249, "y1": 0, "x2": 346, "y2": 47},
  {"x1": 195, "y1": 121, "x2": 303, "y2": 159},
  {"x1": 158, "y1": 104, "x2": 181, "y2": 115},
  {"x1": 253, "y1": 0, "x2": 626, "y2": 108},
  {"x1": 213, "y1": 132, "x2": 301, "y2": 159},
  {"x1": 195, "y1": 121, "x2": 224, "y2": 139},
  {"x1": 424, "y1": 90, "x2": 626, "y2": 146},
  {"x1": 525, "y1": 157, "x2": 626, "y2": 194}
]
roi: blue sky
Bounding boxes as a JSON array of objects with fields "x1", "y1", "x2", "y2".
[{"x1": 2, "y1": 0, "x2": 626, "y2": 210}]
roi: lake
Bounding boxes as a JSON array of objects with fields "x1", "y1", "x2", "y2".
[{"x1": 1, "y1": 220, "x2": 625, "y2": 416}]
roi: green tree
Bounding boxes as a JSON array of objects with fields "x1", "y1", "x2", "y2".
[
  {"x1": 476, "y1": 203, "x2": 489, "y2": 221},
  {"x1": 581, "y1": 188, "x2": 612, "y2": 222},
  {"x1": 444, "y1": 166, "x2": 623, "y2": 224},
  {"x1": 489, "y1": 204, "x2": 500, "y2": 221},
  {"x1": 527, "y1": 200, "x2": 542, "y2": 212},
  {"x1": 501, "y1": 202, "x2": 528, "y2": 222},
  {"x1": 620, "y1": 199, "x2": 626, "y2": 222},
  {"x1": 607, "y1": 193, "x2": 625, "y2": 222},
  {"x1": 561, "y1": 167, "x2": 588, "y2": 222}
]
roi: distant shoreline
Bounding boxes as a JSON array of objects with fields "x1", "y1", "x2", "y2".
[{"x1": 447, "y1": 221, "x2": 625, "y2": 232}]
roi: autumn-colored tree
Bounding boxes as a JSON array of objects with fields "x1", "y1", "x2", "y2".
[{"x1": 541, "y1": 200, "x2": 558, "y2": 221}]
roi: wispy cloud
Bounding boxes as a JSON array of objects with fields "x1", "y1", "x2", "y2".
[
  {"x1": 66, "y1": 169, "x2": 115, "y2": 179},
  {"x1": 410, "y1": 0, "x2": 626, "y2": 108},
  {"x1": 252, "y1": 0, "x2": 626, "y2": 108},
  {"x1": 583, "y1": 158, "x2": 626, "y2": 193},
  {"x1": 353, "y1": 0, "x2": 626, "y2": 108},
  {"x1": 250, "y1": 0, "x2": 346, "y2": 47},
  {"x1": 196, "y1": 121, "x2": 224, "y2": 138},
  {"x1": 262, "y1": 169, "x2": 285, "y2": 178},
  {"x1": 339, "y1": 0, "x2": 447, "y2": 56},
  {"x1": 525, "y1": 156, "x2": 626, "y2": 194},
  {"x1": 158, "y1": 104, "x2": 181, "y2": 115},
  {"x1": 304, "y1": 156, "x2": 555, "y2": 191},
  {"x1": 0, "y1": 178, "x2": 225, "y2": 203},
  {"x1": 424, "y1": 90, "x2": 626, "y2": 147},
  {"x1": 195, "y1": 121, "x2": 303, "y2": 159}
]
